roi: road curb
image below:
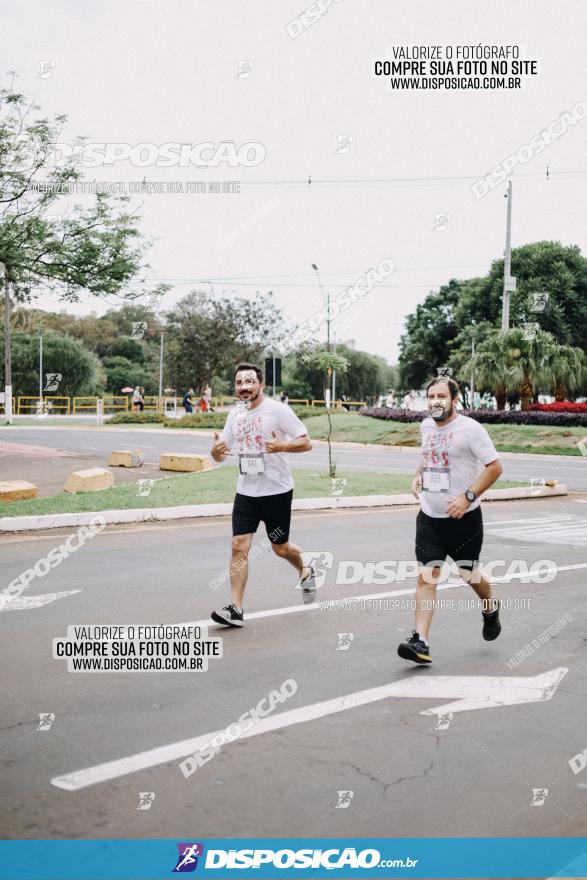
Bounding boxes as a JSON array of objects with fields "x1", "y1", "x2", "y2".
[{"x1": 0, "y1": 485, "x2": 567, "y2": 533}]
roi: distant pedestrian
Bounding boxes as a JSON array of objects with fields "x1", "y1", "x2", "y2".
[
  {"x1": 386, "y1": 391, "x2": 395, "y2": 408},
  {"x1": 183, "y1": 388, "x2": 195, "y2": 413},
  {"x1": 204, "y1": 384, "x2": 214, "y2": 411},
  {"x1": 280, "y1": 390, "x2": 290, "y2": 405},
  {"x1": 132, "y1": 386, "x2": 142, "y2": 413},
  {"x1": 138, "y1": 387, "x2": 145, "y2": 412}
]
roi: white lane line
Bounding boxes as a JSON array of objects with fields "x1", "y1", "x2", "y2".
[
  {"x1": 51, "y1": 667, "x2": 567, "y2": 791},
  {"x1": 0, "y1": 590, "x2": 81, "y2": 611},
  {"x1": 190, "y1": 562, "x2": 587, "y2": 630}
]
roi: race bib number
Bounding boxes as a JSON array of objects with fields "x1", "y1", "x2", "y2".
[
  {"x1": 422, "y1": 467, "x2": 449, "y2": 493},
  {"x1": 239, "y1": 453, "x2": 265, "y2": 475}
]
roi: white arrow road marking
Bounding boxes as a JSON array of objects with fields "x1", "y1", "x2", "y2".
[
  {"x1": 0, "y1": 590, "x2": 81, "y2": 611},
  {"x1": 51, "y1": 667, "x2": 567, "y2": 791}
]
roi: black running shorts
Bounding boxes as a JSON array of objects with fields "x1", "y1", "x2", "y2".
[
  {"x1": 232, "y1": 489, "x2": 293, "y2": 544},
  {"x1": 415, "y1": 506, "x2": 483, "y2": 570}
]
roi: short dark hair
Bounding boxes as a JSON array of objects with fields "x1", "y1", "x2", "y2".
[
  {"x1": 426, "y1": 376, "x2": 460, "y2": 400},
  {"x1": 234, "y1": 363, "x2": 263, "y2": 382}
]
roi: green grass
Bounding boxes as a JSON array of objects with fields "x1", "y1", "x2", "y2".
[
  {"x1": 302, "y1": 414, "x2": 587, "y2": 455},
  {"x1": 0, "y1": 467, "x2": 522, "y2": 518}
]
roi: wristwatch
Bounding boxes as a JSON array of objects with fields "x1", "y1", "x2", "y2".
[{"x1": 465, "y1": 489, "x2": 477, "y2": 503}]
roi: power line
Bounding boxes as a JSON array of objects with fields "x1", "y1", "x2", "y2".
[{"x1": 235, "y1": 169, "x2": 587, "y2": 188}]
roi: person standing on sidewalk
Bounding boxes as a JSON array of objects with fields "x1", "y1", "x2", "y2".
[
  {"x1": 397, "y1": 376, "x2": 503, "y2": 665},
  {"x1": 209, "y1": 363, "x2": 316, "y2": 627}
]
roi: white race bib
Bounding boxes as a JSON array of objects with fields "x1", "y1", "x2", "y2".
[
  {"x1": 239, "y1": 453, "x2": 265, "y2": 476},
  {"x1": 422, "y1": 466, "x2": 449, "y2": 493}
]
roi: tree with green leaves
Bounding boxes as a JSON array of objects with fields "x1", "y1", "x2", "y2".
[
  {"x1": 0, "y1": 80, "x2": 150, "y2": 303},
  {"x1": 305, "y1": 349, "x2": 349, "y2": 477},
  {"x1": 398, "y1": 280, "x2": 463, "y2": 390},
  {"x1": 0, "y1": 331, "x2": 101, "y2": 397},
  {"x1": 399, "y1": 242, "x2": 587, "y2": 395},
  {"x1": 457, "y1": 328, "x2": 584, "y2": 410},
  {"x1": 165, "y1": 290, "x2": 282, "y2": 395},
  {"x1": 292, "y1": 344, "x2": 393, "y2": 403}
]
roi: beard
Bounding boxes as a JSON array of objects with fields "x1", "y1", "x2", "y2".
[
  {"x1": 429, "y1": 400, "x2": 453, "y2": 421},
  {"x1": 238, "y1": 388, "x2": 260, "y2": 403}
]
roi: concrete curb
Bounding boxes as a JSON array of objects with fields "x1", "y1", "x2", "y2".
[{"x1": 0, "y1": 485, "x2": 567, "y2": 533}]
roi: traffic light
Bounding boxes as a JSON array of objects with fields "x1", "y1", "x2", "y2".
[{"x1": 265, "y1": 357, "x2": 282, "y2": 387}]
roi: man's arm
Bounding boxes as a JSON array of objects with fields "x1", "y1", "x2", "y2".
[
  {"x1": 469, "y1": 458, "x2": 503, "y2": 496},
  {"x1": 411, "y1": 463, "x2": 423, "y2": 498},
  {"x1": 265, "y1": 432, "x2": 312, "y2": 453},
  {"x1": 447, "y1": 458, "x2": 503, "y2": 519}
]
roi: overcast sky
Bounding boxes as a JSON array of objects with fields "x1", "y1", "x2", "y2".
[{"x1": 3, "y1": 0, "x2": 587, "y2": 363}]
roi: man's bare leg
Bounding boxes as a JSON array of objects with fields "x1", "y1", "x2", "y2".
[
  {"x1": 459, "y1": 566, "x2": 496, "y2": 611},
  {"x1": 415, "y1": 565, "x2": 442, "y2": 641},
  {"x1": 229, "y1": 533, "x2": 254, "y2": 608},
  {"x1": 270, "y1": 540, "x2": 310, "y2": 580}
]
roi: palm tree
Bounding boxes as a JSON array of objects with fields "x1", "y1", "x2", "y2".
[
  {"x1": 549, "y1": 344, "x2": 585, "y2": 401},
  {"x1": 459, "y1": 331, "x2": 510, "y2": 410},
  {"x1": 501, "y1": 328, "x2": 558, "y2": 410},
  {"x1": 459, "y1": 328, "x2": 572, "y2": 410}
]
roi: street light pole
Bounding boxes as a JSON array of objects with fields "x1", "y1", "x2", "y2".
[{"x1": 311, "y1": 262, "x2": 332, "y2": 407}]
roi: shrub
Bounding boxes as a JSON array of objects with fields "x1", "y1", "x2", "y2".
[
  {"x1": 361, "y1": 407, "x2": 587, "y2": 427},
  {"x1": 107, "y1": 412, "x2": 167, "y2": 424},
  {"x1": 164, "y1": 413, "x2": 227, "y2": 429},
  {"x1": 291, "y1": 405, "x2": 358, "y2": 420}
]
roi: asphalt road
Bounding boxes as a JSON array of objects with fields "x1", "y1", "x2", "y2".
[
  {"x1": 2, "y1": 425, "x2": 587, "y2": 490},
  {"x1": 1, "y1": 495, "x2": 586, "y2": 840}
]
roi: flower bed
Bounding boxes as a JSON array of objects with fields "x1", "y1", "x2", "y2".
[
  {"x1": 361, "y1": 407, "x2": 587, "y2": 427},
  {"x1": 529, "y1": 402, "x2": 587, "y2": 413}
]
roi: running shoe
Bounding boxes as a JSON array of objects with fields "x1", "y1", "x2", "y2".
[
  {"x1": 299, "y1": 565, "x2": 317, "y2": 591},
  {"x1": 211, "y1": 604, "x2": 244, "y2": 627},
  {"x1": 397, "y1": 631, "x2": 432, "y2": 664},
  {"x1": 482, "y1": 599, "x2": 501, "y2": 641}
]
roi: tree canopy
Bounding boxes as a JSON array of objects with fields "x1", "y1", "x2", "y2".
[{"x1": 399, "y1": 241, "x2": 587, "y2": 395}]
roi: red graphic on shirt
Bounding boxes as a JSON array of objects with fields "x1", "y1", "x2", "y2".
[
  {"x1": 422, "y1": 432, "x2": 451, "y2": 469},
  {"x1": 234, "y1": 414, "x2": 264, "y2": 452}
]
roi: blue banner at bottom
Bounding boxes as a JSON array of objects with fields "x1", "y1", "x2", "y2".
[{"x1": 1, "y1": 838, "x2": 586, "y2": 879}]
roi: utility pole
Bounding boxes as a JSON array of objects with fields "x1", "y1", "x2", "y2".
[
  {"x1": 501, "y1": 180, "x2": 515, "y2": 331},
  {"x1": 1, "y1": 263, "x2": 12, "y2": 425},
  {"x1": 470, "y1": 334, "x2": 475, "y2": 409},
  {"x1": 39, "y1": 333, "x2": 43, "y2": 406},
  {"x1": 158, "y1": 331, "x2": 164, "y2": 410}
]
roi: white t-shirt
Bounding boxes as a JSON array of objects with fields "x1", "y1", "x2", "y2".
[
  {"x1": 419, "y1": 414, "x2": 499, "y2": 518},
  {"x1": 221, "y1": 397, "x2": 308, "y2": 497}
]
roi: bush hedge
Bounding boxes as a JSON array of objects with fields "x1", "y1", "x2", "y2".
[
  {"x1": 164, "y1": 412, "x2": 227, "y2": 429},
  {"x1": 108, "y1": 412, "x2": 167, "y2": 424},
  {"x1": 362, "y1": 407, "x2": 587, "y2": 427}
]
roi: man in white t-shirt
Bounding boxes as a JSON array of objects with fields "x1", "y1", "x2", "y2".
[
  {"x1": 397, "y1": 376, "x2": 504, "y2": 665},
  {"x1": 209, "y1": 363, "x2": 316, "y2": 627}
]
